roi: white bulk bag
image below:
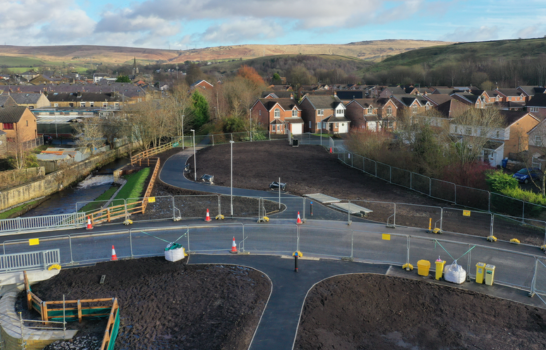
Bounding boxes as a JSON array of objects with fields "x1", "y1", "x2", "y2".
[
  {"x1": 165, "y1": 243, "x2": 186, "y2": 262},
  {"x1": 443, "y1": 261, "x2": 466, "y2": 284}
]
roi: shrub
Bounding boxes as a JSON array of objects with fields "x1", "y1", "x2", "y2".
[{"x1": 485, "y1": 170, "x2": 518, "y2": 193}]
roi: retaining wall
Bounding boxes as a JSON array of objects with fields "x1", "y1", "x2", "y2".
[
  {"x1": 0, "y1": 168, "x2": 45, "y2": 191},
  {"x1": 0, "y1": 144, "x2": 137, "y2": 211}
]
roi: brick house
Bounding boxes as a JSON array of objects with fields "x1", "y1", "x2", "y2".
[
  {"x1": 450, "y1": 93, "x2": 486, "y2": 109},
  {"x1": 0, "y1": 107, "x2": 38, "y2": 145},
  {"x1": 190, "y1": 80, "x2": 214, "y2": 91},
  {"x1": 0, "y1": 130, "x2": 6, "y2": 155},
  {"x1": 449, "y1": 111, "x2": 540, "y2": 166},
  {"x1": 299, "y1": 95, "x2": 350, "y2": 134},
  {"x1": 344, "y1": 98, "x2": 398, "y2": 131},
  {"x1": 391, "y1": 95, "x2": 432, "y2": 115},
  {"x1": 251, "y1": 98, "x2": 304, "y2": 135},
  {"x1": 518, "y1": 86, "x2": 546, "y2": 102},
  {"x1": 496, "y1": 88, "x2": 526, "y2": 103},
  {"x1": 527, "y1": 118, "x2": 546, "y2": 169},
  {"x1": 526, "y1": 94, "x2": 546, "y2": 119},
  {"x1": 10, "y1": 93, "x2": 50, "y2": 109}
]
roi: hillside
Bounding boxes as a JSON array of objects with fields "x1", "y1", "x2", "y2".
[
  {"x1": 0, "y1": 40, "x2": 449, "y2": 68},
  {"x1": 369, "y1": 37, "x2": 546, "y2": 72}
]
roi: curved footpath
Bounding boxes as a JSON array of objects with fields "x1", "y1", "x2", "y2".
[{"x1": 162, "y1": 149, "x2": 546, "y2": 350}]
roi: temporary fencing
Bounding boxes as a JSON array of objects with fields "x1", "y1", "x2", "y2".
[
  {"x1": 339, "y1": 151, "x2": 546, "y2": 230},
  {"x1": 0, "y1": 249, "x2": 60, "y2": 273},
  {"x1": 0, "y1": 213, "x2": 86, "y2": 234},
  {"x1": 7, "y1": 222, "x2": 546, "y2": 307}
]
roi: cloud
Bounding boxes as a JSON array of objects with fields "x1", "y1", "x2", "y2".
[
  {"x1": 517, "y1": 25, "x2": 544, "y2": 38},
  {"x1": 441, "y1": 26, "x2": 500, "y2": 42},
  {"x1": 198, "y1": 19, "x2": 283, "y2": 43}
]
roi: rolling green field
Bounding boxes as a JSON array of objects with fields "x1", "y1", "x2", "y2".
[
  {"x1": 0, "y1": 55, "x2": 45, "y2": 66},
  {"x1": 368, "y1": 38, "x2": 546, "y2": 72}
]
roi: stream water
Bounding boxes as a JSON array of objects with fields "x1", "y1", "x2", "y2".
[{"x1": 22, "y1": 157, "x2": 130, "y2": 217}]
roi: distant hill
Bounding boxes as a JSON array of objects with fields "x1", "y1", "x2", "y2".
[
  {"x1": 369, "y1": 38, "x2": 546, "y2": 72},
  {"x1": 0, "y1": 40, "x2": 450, "y2": 68}
]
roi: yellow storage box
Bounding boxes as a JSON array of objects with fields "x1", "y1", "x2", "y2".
[
  {"x1": 475, "y1": 262, "x2": 486, "y2": 284},
  {"x1": 435, "y1": 259, "x2": 446, "y2": 280},
  {"x1": 485, "y1": 264, "x2": 495, "y2": 286},
  {"x1": 417, "y1": 260, "x2": 431, "y2": 277}
]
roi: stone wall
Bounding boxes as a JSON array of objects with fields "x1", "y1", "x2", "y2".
[
  {"x1": 0, "y1": 143, "x2": 136, "y2": 212},
  {"x1": 0, "y1": 167, "x2": 45, "y2": 191}
]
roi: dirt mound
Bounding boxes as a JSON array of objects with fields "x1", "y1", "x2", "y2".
[
  {"x1": 295, "y1": 274, "x2": 546, "y2": 350},
  {"x1": 21, "y1": 258, "x2": 270, "y2": 350}
]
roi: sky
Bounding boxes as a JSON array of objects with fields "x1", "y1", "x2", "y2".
[{"x1": 1, "y1": 0, "x2": 545, "y2": 49}]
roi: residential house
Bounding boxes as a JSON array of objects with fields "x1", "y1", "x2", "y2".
[
  {"x1": 252, "y1": 98, "x2": 304, "y2": 135},
  {"x1": 10, "y1": 93, "x2": 51, "y2": 109},
  {"x1": 344, "y1": 98, "x2": 398, "y2": 131},
  {"x1": 450, "y1": 93, "x2": 485, "y2": 109},
  {"x1": 0, "y1": 107, "x2": 38, "y2": 145},
  {"x1": 0, "y1": 74, "x2": 10, "y2": 81},
  {"x1": 190, "y1": 80, "x2": 214, "y2": 91},
  {"x1": 379, "y1": 86, "x2": 408, "y2": 98},
  {"x1": 0, "y1": 95, "x2": 17, "y2": 108},
  {"x1": 20, "y1": 70, "x2": 40, "y2": 81},
  {"x1": 518, "y1": 86, "x2": 546, "y2": 102},
  {"x1": 267, "y1": 85, "x2": 293, "y2": 91},
  {"x1": 391, "y1": 94, "x2": 432, "y2": 115},
  {"x1": 435, "y1": 99, "x2": 470, "y2": 118},
  {"x1": 526, "y1": 94, "x2": 546, "y2": 119},
  {"x1": 93, "y1": 73, "x2": 110, "y2": 83},
  {"x1": 47, "y1": 92, "x2": 125, "y2": 109},
  {"x1": 336, "y1": 91, "x2": 364, "y2": 101},
  {"x1": 527, "y1": 118, "x2": 546, "y2": 169},
  {"x1": 0, "y1": 130, "x2": 6, "y2": 155},
  {"x1": 261, "y1": 91, "x2": 294, "y2": 99},
  {"x1": 496, "y1": 88, "x2": 526, "y2": 103},
  {"x1": 298, "y1": 95, "x2": 350, "y2": 134},
  {"x1": 450, "y1": 111, "x2": 540, "y2": 167}
]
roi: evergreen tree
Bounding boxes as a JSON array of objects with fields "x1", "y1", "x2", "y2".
[{"x1": 191, "y1": 91, "x2": 210, "y2": 130}]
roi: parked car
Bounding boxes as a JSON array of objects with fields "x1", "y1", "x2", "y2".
[
  {"x1": 200, "y1": 174, "x2": 214, "y2": 184},
  {"x1": 184, "y1": 163, "x2": 191, "y2": 173},
  {"x1": 269, "y1": 181, "x2": 286, "y2": 191},
  {"x1": 512, "y1": 168, "x2": 541, "y2": 184}
]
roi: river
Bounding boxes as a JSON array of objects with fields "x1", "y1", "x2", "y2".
[{"x1": 22, "y1": 157, "x2": 130, "y2": 217}]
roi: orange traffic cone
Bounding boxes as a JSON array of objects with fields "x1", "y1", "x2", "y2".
[
  {"x1": 329, "y1": 147, "x2": 333, "y2": 153},
  {"x1": 297, "y1": 212, "x2": 302, "y2": 224},
  {"x1": 230, "y1": 237, "x2": 238, "y2": 254},
  {"x1": 111, "y1": 245, "x2": 118, "y2": 261},
  {"x1": 205, "y1": 209, "x2": 211, "y2": 222},
  {"x1": 86, "y1": 216, "x2": 93, "y2": 230}
]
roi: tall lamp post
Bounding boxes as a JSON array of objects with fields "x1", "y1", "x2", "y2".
[
  {"x1": 230, "y1": 140, "x2": 234, "y2": 216},
  {"x1": 181, "y1": 114, "x2": 185, "y2": 150},
  {"x1": 190, "y1": 129, "x2": 196, "y2": 181}
]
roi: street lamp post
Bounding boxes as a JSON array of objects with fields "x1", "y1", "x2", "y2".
[
  {"x1": 191, "y1": 129, "x2": 196, "y2": 181},
  {"x1": 230, "y1": 140, "x2": 234, "y2": 216},
  {"x1": 181, "y1": 114, "x2": 184, "y2": 150}
]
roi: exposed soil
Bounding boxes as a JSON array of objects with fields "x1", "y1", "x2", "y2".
[
  {"x1": 192, "y1": 142, "x2": 545, "y2": 245},
  {"x1": 18, "y1": 257, "x2": 271, "y2": 350},
  {"x1": 295, "y1": 274, "x2": 546, "y2": 350}
]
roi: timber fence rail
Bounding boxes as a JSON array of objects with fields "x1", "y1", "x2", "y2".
[{"x1": 130, "y1": 143, "x2": 172, "y2": 166}]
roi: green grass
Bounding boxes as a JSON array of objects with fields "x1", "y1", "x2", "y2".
[
  {"x1": 0, "y1": 56, "x2": 45, "y2": 66},
  {"x1": 115, "y1": 168, "x2": 151, "y2": 202},
  {"x1": 366, "y1": 38, "x2": 546, "y2": 73},
  {"x1": 0, "y1": 200, "x2": 39, "y2": 219},
  {"x1": 79, "y1": 186, "x2": 119, "y2": 213}
]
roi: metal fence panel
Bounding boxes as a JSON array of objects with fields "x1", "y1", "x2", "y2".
[
  {"x1": 535, "y1": 259, "x2": 546, "y2": 297},
  {"x1": 391, "y1": 167, "x2": 411, "y2": 189},
  {"x1": 410, "y1": 237, "x2": 474, "y2": 275},
  {"x1": 455, "y1": 185, "x2": 489, "y2": 211},
  {"x1": 395, "y1": 204, "x2": 442, "y2": 231},
  {"x1": 430, "y1": 179, "x2": 456, "y2": 203},
  {"x1": 0, "y1": 249, "x2": 60, "y2": 272},
  {"x1": 4, "y1": 236, "x2": 73, "y2": 265},
  {"x1": 223, "y1": 195, "x2": 261, "y2": 219},
  {"x1": 174, "y1": 195, "x2": 221, "y2": 219},
  {"x1": 186, "y1": 225, "x2": 243, "y2": 253},
  {"x1": 363, "y1": 158, "x2": 376, "y2": 175},
  {"x1": 376, "y1": 162, "x2": 391, "y2": 182},
  {"x1": 69, "y1": 231, "x2": 132, "y2": 263},
  {"x1": 411, "y1": 173, "x2": 430, "y2": 195},
  {"x1": 243, "y1": 224, "x2": 296, "y2": 254},
  {"x1": 492, "y1": 215, "x2": 545, "y2": 246},
  {"x1": 352, "y1": 231, "x2": 407, "y2": 265},
  {"x1": 130, "y1": 196, "x2": 174, "y2": 222},
  {"x1": 129, "y1": 228, "x2": 189, "y2": 258},
  {"x1": 349, "y1": 200, "x2": 395, "y2": 225},
  {"x1": 299, "y1": 226, "x2": 352, "y2": 258},
  {"x1": 0, "y1": 213, "x2": 86, "y2": 234},
  {"x1": 441, "y1": 208, "x2": 491, "y2": 238},
  {"x1": 490, "y1": 193, "x2": 523, "y2": 217},
  {"x1": 353, "y1": 154, "x2": 364, "y2": 171}
]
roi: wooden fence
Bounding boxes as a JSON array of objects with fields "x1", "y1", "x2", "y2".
[
  {"x1": 88, "y1": 157, "x2": 161, "y2": 225},
  {"x1": 100, "y1": 298, "x2": 120, "y2": 350},
  {"x1": 130, "y1": 142, "x2": 172, "y2": 166}
]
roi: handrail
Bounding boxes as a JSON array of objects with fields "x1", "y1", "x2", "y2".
[{"x1": 131, "y1": 143, "x2": 172, "y2": 165}]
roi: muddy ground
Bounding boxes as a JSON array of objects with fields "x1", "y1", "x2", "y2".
[
  {"x1": 190, "y1": 142, "x2": 545, "y2": 245},
  {"x1": 295, "y1": 274, "x2": 546, "y2": 350},
  {"x1": 18, "y1": 257, "x2": 271, "y2": 350}
]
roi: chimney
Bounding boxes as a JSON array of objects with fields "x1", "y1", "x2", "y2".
[{"x1": 290, "y1": 93, "x2": 293, "y2": 99}]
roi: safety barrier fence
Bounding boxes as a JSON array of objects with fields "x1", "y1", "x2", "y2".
[
  {"x1": 2, "y1": 223, "x2": 544, "y2": 306},
  {"x1": 338, "y1": 151, "x2": 546, "y2": 225},
  {"x1": 0, "y1": 214, "x2": 87, "y2": 234},
  {"x1": 0, "y1": 249, "x2": 60, "y2": 273},
  {"x1": 130, "y1": 143, "x2": 172, "y2": 165}
]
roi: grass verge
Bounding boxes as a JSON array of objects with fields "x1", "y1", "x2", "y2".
[
  {"x1": 79, "y1": 186, "x2": 119, "y2": 213},
  {"x1": 115, "y1": 168, "x2": 151, "y2": 202},
  {"x1": 0, "y1": 200, "x2": 39, "y2": 220}
]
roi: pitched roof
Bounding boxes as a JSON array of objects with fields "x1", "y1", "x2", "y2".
[
  {"x1": 336, "y1": 91, "x2": 364, "y2": 100},
  {"x1": 451, "y1": 93, "x2": 480, "y2": 104},
  {"x1": 499, "y1": 110, "x2": 539, "y2": 127},
  {"x1": 496, "y1": 88, "x2": 522, "y2": 97},
  {"x1": 0, "y1": 130, "x2": 5, "y2": 136},
  {"x1": 347, "y1": 98, "x2": 390, "y2": 108},
  {"x1": 435, "y1": 99, "x2": 468, "y2": 118},
  {"x1": 259, "y1": 98, "x2": 298, "y2": 111},
  {"x1": 424, "y1": 94, "x2": 452, "y2": 106},
  {"x1": 385, "y1": 86, "x2": 406, "y2": 95},
  {"x1": 527, "y1": 93, "x2": 546, "y2": 107},
  {"x1": 0, "y1": 95, "x2": 15, "y2": 107},
  {"x1": 518, "y1": 86, "x2": 546, "y2": 97},
  {"x1": 47, "y1": 92, "x2": 123, "y2": 102},
  {"x1": 302, "y1": 95, "x2": 343, "y2": 109},
  {"x1": 10, "y1": 93, "x2": 45, "y2": 104},
  {"x1": 0, "y1": 107, "x2": 28, "y2": 123}
]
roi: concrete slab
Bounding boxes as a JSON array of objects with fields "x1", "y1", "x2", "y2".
[
  {"x1": 304, "y1": 193, "x2": 341, "y2": 204},
  {"x1": 329, "y1": 202, "x2": 373, "y2": 216}
]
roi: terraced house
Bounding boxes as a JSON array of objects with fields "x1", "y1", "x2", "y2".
[
  {"x1": 252, "y1": 98, "x2": 304, "y2": 135},
  {"x1": 298, "y1": 95, "x2": 350, "y2": 134},
  {"x1": 9, "y1": 92, "x2": 50, "y2": 109},
  {"x1": 47, "y1": 92, "x2": 125, "y2": 109}
]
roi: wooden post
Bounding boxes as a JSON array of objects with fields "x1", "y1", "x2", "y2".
[
  {"x1": 77, "y1": 300, "x2": 82, "y2": 323},
  {"x1": 139, "y1": 158, "x2": 141, "y2": 166},
  {"x1": 107, "y1": 208, "x2": 111, "y2": 223},
  {"x1": 147, "y1": 158, "x2": 150, "y2": 166},
  {"x1": 42, "y1": 302, "x2": 48, "y2": 325}
]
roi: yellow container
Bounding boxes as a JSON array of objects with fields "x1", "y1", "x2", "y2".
[
  {"x1": 475, "y1": 262, "x2": 486, "y2": 284},
  {"x1": 485, "y1": 264, "x2": 496, "y2": 286},
  {"x1": 435, "y1": 260, "x2": 446, "y2": 280},
  {"x1": 417, "y1": 260, "x2": 431, "y2": 276}
]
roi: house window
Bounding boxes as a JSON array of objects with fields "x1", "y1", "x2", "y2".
[
  {"x1": 388, "y1": 121, "x2": 394, "y2": 129},
  {"x1": 54, "y1": 103, "x2": 59, "y2": 107},
  {"x1": 465, "y1": 127, "x2": 472, "y2": 135},
  {"x1": 3, "y1": 123, "x2": 14, "y2": 130},
  {"x1": 335, "y1": 123, "x2": 339, "y2": 128},
  {"x1": 318, "y1": 109, "x2": 324, "y2": 116},
  {"x1": 90, "y1": 102, "x2": 94, "y2": 107},
  {"x1": 412, "y1": 105, "x2": 418, "y2": 114},
  {"x1": 368, "y1": 106, "x2": 373, "y2": 114},
  {"x1": 386, "y1": 106, "x2": 392, "y2": 116},
  {"x1": 336, "y1": 109, "x2": 344, "y2": 116},
  {"x1": 531, "y1": 107, "x2": 539, "y2": 113},
  {"x1": 536, "y1": 136, "x2": 543, "y2": 147},
  {"x1": 274, "y1": 109, "x2": 280, "y2": 118},
  {"x1": 80, "y1": 102, "x2": 86, "y2": 107},
  {"x1": 292, "y1": 109, "x2": 297, "y2": 117}
]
